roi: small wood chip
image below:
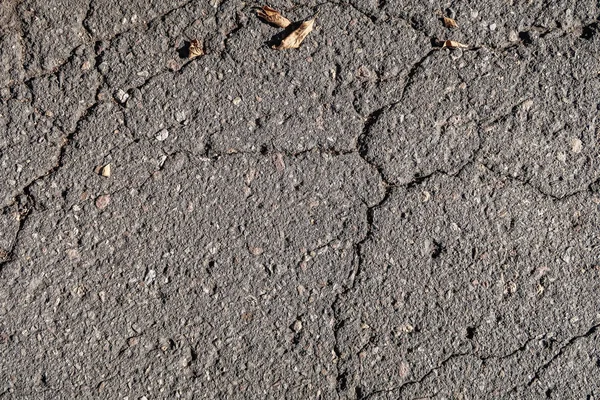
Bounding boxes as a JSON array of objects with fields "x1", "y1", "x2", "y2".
[
  {"x1": 257, "y1": 6, "x2": 291, "y2": 28},
  {"x1": 188, "y1": 39, "x2": 204, "y2": 59},
  {"x1": 442, "y1": 40, "x2": 469, "y2": 49},
  {"x1": 442, "y1": 16, "x2": 458, "y2": 28}
]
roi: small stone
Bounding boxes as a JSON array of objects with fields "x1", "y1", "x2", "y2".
[
  {"x1": 175, "y1": 110, "x2": 186, "y2": 122},
  {"x1": 115, "y1": 89, "x2": 129, "y2": 104},
  {"x1": 156, "y1": 129, "x2": 169, "y2": 141},
  {"x1": 72, "y1": 284, "x2": 87, "y2": 297},
  {"x1": 167, "y1": 59, "x2": 180, "y2": 71},
  {"x1": 98, "y1": 62, "x2": 109, "y2": 74},
  {"x1": 398, "y1": 361, "x2": 410, "y2": 379},
  {"x1": 248, "y1": 246, "x2": 263, "y2": 256},
  {"x1": 159, "y1": 338, "x2": 173, "y2": 352},
  {"x1": 522, "y1": 99, "x2": 534, "y2": 111},
  {"x1": 562, "y1": 247, "x2": 573, "y2": 263},
  {"x1": 158, "y1": 155, "x2": 168, "y2": 167},
  {"x1": 489, "y1": 23, "x2": 497, "y2": 31},
  {"x1": 571, "y1": 138, "x2": 582, "y2": 153},
  {"x1": 100, "y1": 163, "x2": 111, "y2": 177},
  {"x1": 421, "y1": 191, "x2": 431, "y2": 202},
  {"x1": 536, "y1": 283, "x2": 544, "y2": 295},
  {"x1": 273, "y1": 153, "x2": 285, "y2": 172},
  {"x1": 504, "y1": 281, "x2": 517, "y2": 295},
  {"x1": 95, "y1": 195, "x2": 110, "y2": 209},
  {"x1": 66, "y1": 249, "x2": 80, "y2": 260},
  {"x1": 144, "y1": 269, "x2": 156, "y2": 285},
  {"x1": 292, "y1": 320, "x2": 303, "y2": 332},
  {"x1": 241, "y1": 312, "x2": 253, "y2": 322},
  {"x1": 232, "y1": 97, "x2": 242, "y2": 106}
]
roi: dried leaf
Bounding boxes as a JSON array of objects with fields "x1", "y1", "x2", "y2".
[
  {"x1": 442, "y1": 40, "x2": 469, "y2": 49},
  {"x1": 188, "y1": 39, "x2": 204, "y2": 59},
  {"x1": 273, "y1": 19, "x2": 315, "y2": 50},
  {"x1": 257, "y1": 6, "x2": 291, "y2": 28},
  {"x1": 442, "y1": 16, "x2": 458, "y2": 28}
]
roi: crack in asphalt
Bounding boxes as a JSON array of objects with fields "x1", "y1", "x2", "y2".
[
  {"x1": 2, "y1": 3, "x2": 599, "y2": 397},
  {"x1": 1, "y1": 0, "x2": 196, "y2": 91},
  {"x1": 360, "y1": 351, "x2": 472, "y2": 399},
  {"x1": 502, "y1": 322, "x2": 600, "y2": 395},
  {"x1": 328, "y1": 48, "x2": 441, "y2": 396},
  {"x1": 3, "y1": 1, "x2": 595, "y2": 93},
  {"x1": 324, "y1": 74, "x2": 597, "y2": 395},
  {"x1": 81, "y1": 0, "x2": 95, "y2": 39},
  {"x1": 482, "y1": 163, "x2": 600, "y2": 201},
  {"x1": 354, "y1": 320, "x2": 600, "y2": 399},
  {"x1": 525, "y1": 322, "x2": 600, "y2": 387},
  {"x1": 0, "y1": 53, "x2": 105, "y2": 270}
]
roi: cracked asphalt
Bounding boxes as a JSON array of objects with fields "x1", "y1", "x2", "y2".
[{"x1": 1, "y1": 0, "x2": 600, "y2": 398}]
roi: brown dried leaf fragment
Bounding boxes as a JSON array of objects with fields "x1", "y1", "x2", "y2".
[
  {"x1": 442, "y1": 40, "x2": 468, "y2": 49},
  {"x1": 257, "y1": 6, "x2": 291, "y2": 28},
  {"x1": 188, "y1": 39, "x2": 204, "y2": 59},
  {"x1": 273, "y1": 19, "x2": 315, "y2": 50},
  {"x1": 442, "y1": 16, "x2": 458, "y2": 28}
]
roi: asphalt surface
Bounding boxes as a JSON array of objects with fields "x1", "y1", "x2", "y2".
[{"x1": 1, "y1": 0, "x2": 600, "y2": 399}]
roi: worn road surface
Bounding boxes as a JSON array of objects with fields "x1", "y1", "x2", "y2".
[{"x1": 1, "y1": 0, "x2": 600, "y2": 398}]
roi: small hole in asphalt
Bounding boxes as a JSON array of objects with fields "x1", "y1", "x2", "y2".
[{"x1": 466, "y1": 326, "x2": 476, "y2": 339}]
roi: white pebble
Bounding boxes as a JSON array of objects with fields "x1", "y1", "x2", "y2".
[
  {"x1": 145, "y1": 270, "x2": 156, "y2": 285},
  {"x1": 156, "y1": 129, "x2": 169, "y2": 141},
  {"x1": 115, "y1": 89, "x2": 129, "y2": 104}
]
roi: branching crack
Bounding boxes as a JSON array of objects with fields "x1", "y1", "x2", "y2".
[
  {"x1": 361, "y1": 351, "x2": 472, "y2": 399},
  {"x1": 0, "y1": 53, "x2": 106, "y2": 271},
  {"x1": 525, "y1": 322, "x2": 600, "y2": 388},
  {"x1": 481, "y1": 163, "x2": 598, "y2": 202},
  {"x1": 2, "y1": 0, "x2": 196, "y2": 91}
]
